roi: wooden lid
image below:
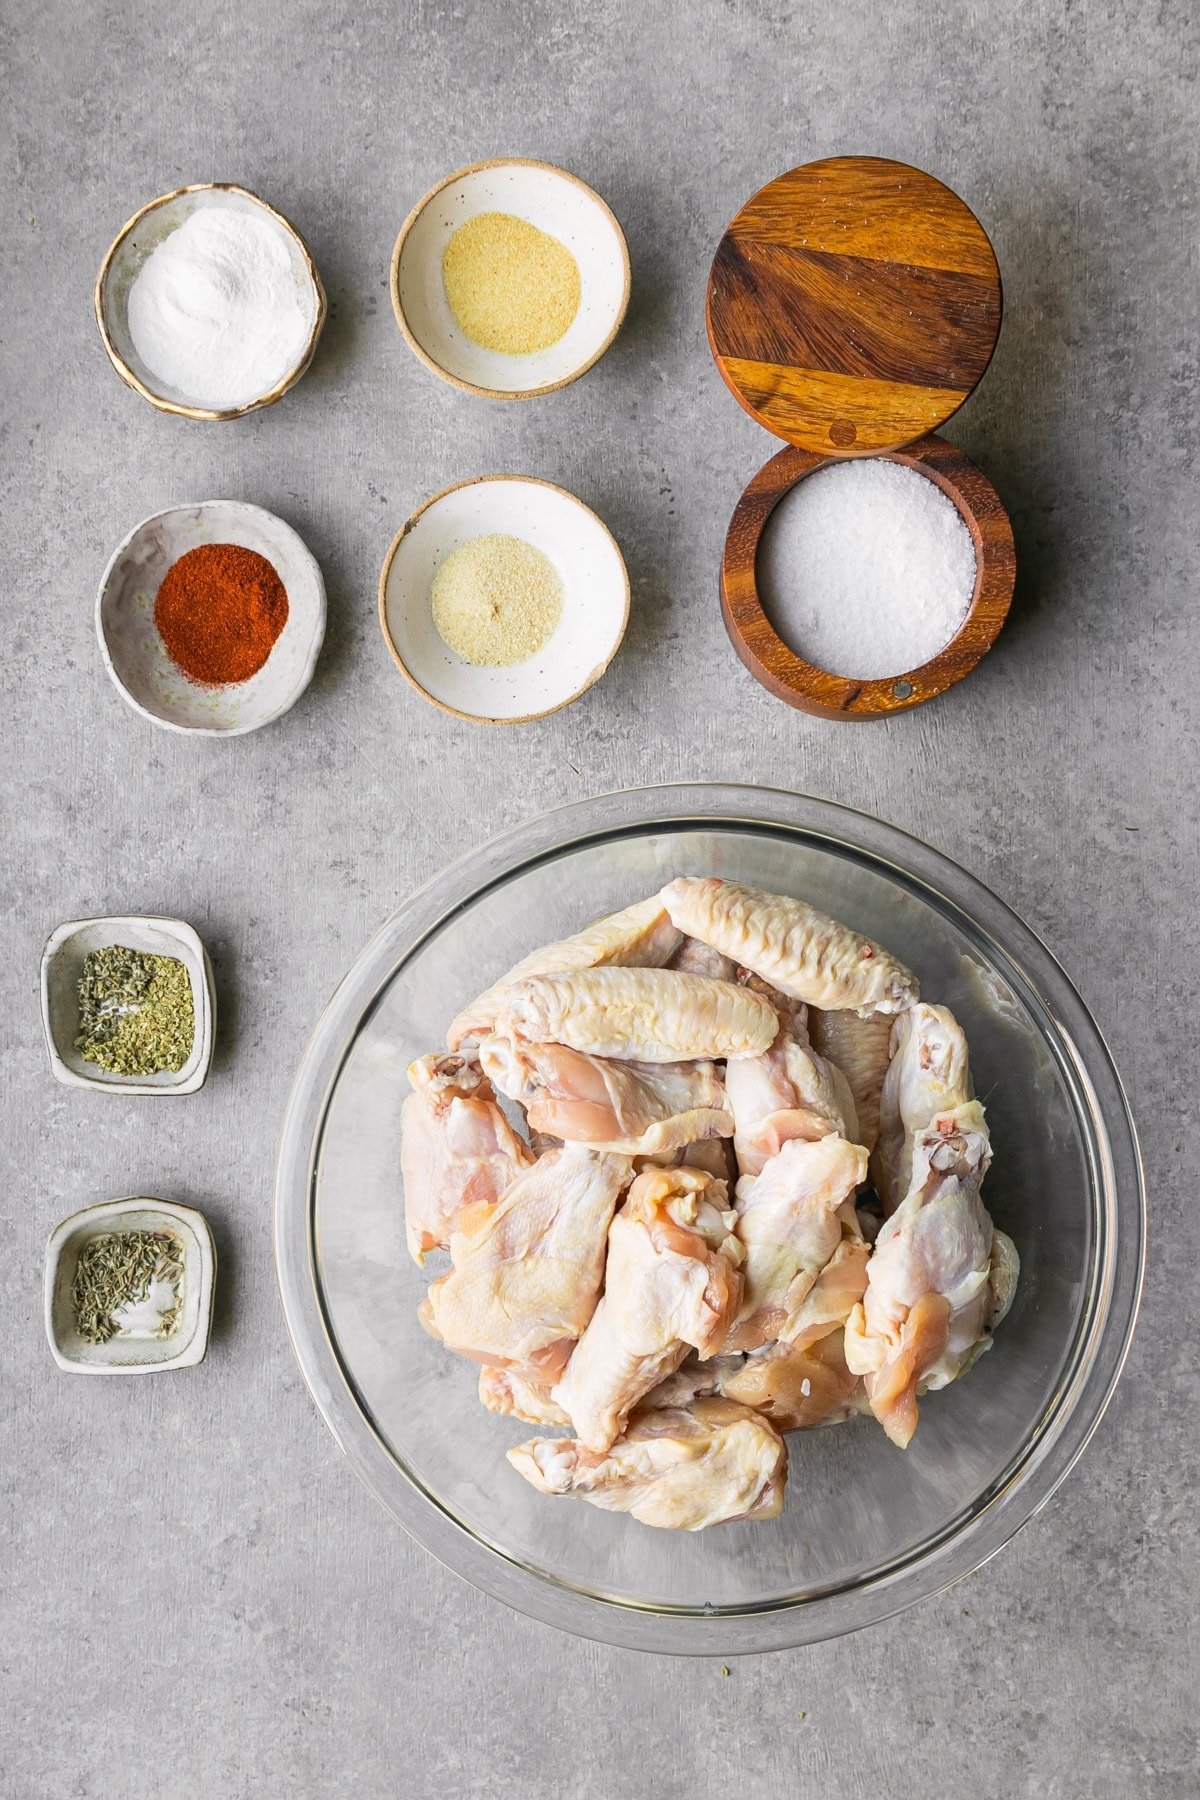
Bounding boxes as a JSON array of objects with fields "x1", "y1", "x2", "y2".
[{"x1": 706, "y1": 157, "x2": 1002, "y2": 456}]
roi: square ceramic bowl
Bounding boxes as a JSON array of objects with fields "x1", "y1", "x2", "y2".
[
  {"x1": 97, "y1": 500, "x2": 326, "y2": 736},
  {"x1": 45, "y1": 1197, "x2": 216, "y2": 1374},
  {"x1": 391, "y1": 159, "x2": 630, "y2": 397},
  {"x1": 94, "y1": 182, "x2": 326, "y2": 420},
  {"x1": 41, "y1": 915, "x2": 215, "y2": 1095}
]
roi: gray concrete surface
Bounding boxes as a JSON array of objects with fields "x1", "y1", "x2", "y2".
[{"x1": 2, "y1": 1, "x2": 1197, "y2": 1794}]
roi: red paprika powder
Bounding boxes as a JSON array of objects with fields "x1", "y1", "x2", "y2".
[{"x1": 155, "y1": 543, "x2": 289, "y2": 686}]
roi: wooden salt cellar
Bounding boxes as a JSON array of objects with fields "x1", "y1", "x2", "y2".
[{"x1": 707, "y1": 156, "x2": 1015, "y2": 719}]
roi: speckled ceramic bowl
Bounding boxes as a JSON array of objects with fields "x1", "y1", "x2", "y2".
[
  {"x1": 97, "y1": 500, "x2": 326, "y2": 735},
  {"x1": 95, "y1": 183, "x2": 326, "y2": 420},
  {"x1": 391, "y1": 159, "x2": 630, "y2": 398},
  {"x1": 45, "y1": 1197, "x2": 216, "y2": 1374},
  {"x1": 378, "y1": 475, "x2": 630, "y2": 723},
  {"x1": 41, "y1": 914, "x2": 215, "y2": 1095}
]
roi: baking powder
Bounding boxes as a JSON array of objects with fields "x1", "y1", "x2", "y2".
[{"x1": 126, "y1": 206, "x2": 313, "y2": 409}]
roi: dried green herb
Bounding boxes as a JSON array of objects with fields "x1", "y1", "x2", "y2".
[
  {"x1": 75, "y1": 944, "x2": 195, "y2": 1076},
  {"x1": 72, "y1": 1230, "x2": 184, "y2": 1345}
]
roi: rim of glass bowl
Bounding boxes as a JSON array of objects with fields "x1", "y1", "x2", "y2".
[{"x1": 274, "y1": 783, "x2": 1145, "y2": 1654}]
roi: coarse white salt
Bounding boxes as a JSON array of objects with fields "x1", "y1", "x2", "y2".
[{"x1": 756, "y1": 459, "x2": 977, "y2": 680}]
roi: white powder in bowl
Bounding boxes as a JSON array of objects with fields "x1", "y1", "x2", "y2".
[
  {"x1": 126, "y1": 206, "x2": 314, "y2": 409},
  {"x1": 755, "y1": 459, "x2": 977, "y2": 680}
]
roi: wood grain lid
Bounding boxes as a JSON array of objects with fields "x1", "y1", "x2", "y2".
[{"x1": 706, "y1": 157, "x2": 1002, "y2": 456}]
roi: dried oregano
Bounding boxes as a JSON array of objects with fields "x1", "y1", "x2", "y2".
[{"x1": 75, "y1": 944, "x2": 195, "y2": 1076}]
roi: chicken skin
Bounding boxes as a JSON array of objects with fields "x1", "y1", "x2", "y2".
[
  {"x1": 420, "y1": 1145, "x2": 632, "y2": 1380},
  {"x1": 724, "y1": 1135, "x2": 868, "y2": 1352},
  {"x1": 872, "y1": 1004, "x2": 972, "y2": 1213},
  {"x1": 478, "y1": 1365, "x2": 571, "y2": 1426},
  {"x1": 508, "y1": 1398, "x2": 787, "y2": 1530},
  {"x1": 495, "y1": 967, "x2": 778, "y2": 1063},
  {"x1": 637, "y1": 1136, "x2": 739, "y2": 1184},
  {"x1": 807, "y1": 1007, "x2": 893, "y2": 1155},
  {"x1": 783, "y1": 1234, "x2": 872, "y2": 1350},
  {"x1": 845, "y1": 1100, "x2": 1017, "y2": 1447},
  {"x1": 660, "y1": 877, "x2": 918, "y2": 1016},
  {"x1": 479, "y1": 1035, "x2": 732, "y2": 1156},
  {"x1": 400, "y1": 1053, "x2": 533, "y2": 1264},
  {"x1": 668, "y1": 935, "x2": 739, "y2": 982},
  {"x1": 552, "y1": 1166, "x2": 744, "y2": 1451},
  {"x1": 725, "y1": 1006, "x2": 858, "y2": 1178},
  {"x1": 446, "y1": 896, "x2": 681, "y2": 1050},
  {"x1": 480, "y1": 1350, "x2": 756, "y2": 1427},
  {"x1": 723, "y1": 1327, "x2": 864, "y2": 1430}
]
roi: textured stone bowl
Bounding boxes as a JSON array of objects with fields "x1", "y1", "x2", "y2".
[
  {"x1": 391, "y1": 158, "x2": 630, "y2": 398},
  {"x1": 45, "y1": 1196, "x2": 216, "y2": 1374},
  {"x1": 41, "y1": 914, "x2": 216, "y2": 1095},
  {"x1": 94, "y1": 182, "x2": 326, "y2": 420},
  {"x1": 97, "y1": 500, "x2": 326, "y2": 735}
]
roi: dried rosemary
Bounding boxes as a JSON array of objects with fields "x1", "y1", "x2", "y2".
[
  {"x1": 72, "y1": 1231, "x2": 184, "y2": 1345},
  {"x1": 75, "y1": 944, "x2": 195, "y2": 1076}
]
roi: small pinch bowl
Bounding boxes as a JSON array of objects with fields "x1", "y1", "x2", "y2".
[
  {"x1": 722, "y1": 435, "x2": 1016, "y2": 719},
  {"x1": 41, "y1": 914, "x2": 216, "y2": 1096},
  {"x1": 95, "y1": 183, "x2": 326, "y2": 420},
  {"x1": 379, "y1": 475, "x2": 630, "y2": 724},
  {"x1": 45, "y1": 1197, "x2": 216, "y2": 1374},
  {"x1": 391, "y1": 158, "x2": 630, "y2": 398},
  {"x1": 97, "y1": 500, "x2": 326, "y2": 736}
]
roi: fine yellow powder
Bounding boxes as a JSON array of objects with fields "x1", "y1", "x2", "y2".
[
  {"x1": 442, "y1": 212, "x2": 581, "y2": 356},
  {"x1": 431, "y1": 534, "x2": 564, "y2": 667}
]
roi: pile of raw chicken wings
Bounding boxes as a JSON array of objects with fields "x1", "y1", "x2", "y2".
[{"x1": 401, "y1": 878, "x2": 1019, "y2": 1532}]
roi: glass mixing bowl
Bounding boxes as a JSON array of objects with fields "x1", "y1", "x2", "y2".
[{"x1": 274, "y1": 785, "x2": 1143, "y2": 1653}]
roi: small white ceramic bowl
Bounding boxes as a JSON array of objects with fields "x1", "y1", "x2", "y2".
[
  {"x1": 97, "y1": 500, "x2": 326, "y2": 735},
  {"x1": 391, "y1": 159, "x2": 630, "y2": 398},
  {"x1": 41, "y1": 915, "x2": 216, "y2": 1095},
  {"x1": 95, "y1": 182, "x2": 326, "y2": 419},
  {"x1": 45, "y1": 1197, "x2": 216, "y2": 1374},
  {"x1": 379, "y1": 475, "x2": 630, "y2": 724}
]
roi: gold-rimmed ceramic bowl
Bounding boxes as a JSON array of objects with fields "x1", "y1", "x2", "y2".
[
  {"x1": 95, "y1": 183, "x2": 326, "y2": 420},
  {"x1": 378, "y1": 474, "x2": 630, "y2": 724},
  {"x1": 390, "y1": 159, "x2": 630, "y2": 400}
]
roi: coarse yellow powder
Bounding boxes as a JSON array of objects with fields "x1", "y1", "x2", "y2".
[
  {"x1": 431, "y1": 534, "x2": 564, "y2": 667},
  {"x1": 442, "y1": 212, "x2": 581, "y2": 356}
]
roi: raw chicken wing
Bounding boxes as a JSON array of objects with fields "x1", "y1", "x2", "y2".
[
  {"x1": 668, "y1": 935, "x2": 739, "y2": 982},
  {"x1": 479, "y1": 1035, "x2": 732, "y2": 1156},
  {"x1": 845, "y1": 1100, "x2": 1017, "y2": 1447},
  {"x1": 725, "y1": 1009, "x2": 858, "y2": 1178},
  {"x1": 552, "y1": 1166, "x2": 745, "y2": 1450},
  {"x1": 807, "y1": 1007, "x2": 893, "y2": 1154},
  {"x1": 495, "y1": 966, "x2": 777, "y2": 1062},
  {"x1": 508, "y1": 1398, "x2": 787, "y2": 1529},
  {"x1": 872, "y1": 1004, "x2": 972, "y2": 1213},
  {"x1": 661, "y1": 877, "x2": 918, "y2": 1016},
  {"x1": 641, "y1": 1353, "x2": 747, "y2": 1409},
  {"x1": 400, "y1": 1053, "x2": 533, "y2": 1264},
  {"x1": 447, "y1": 896, "x2": 681, "y2": 1050},
  {"x1": 783, "y1": 1234, "x2": 872, "y2": 1349},
  {"x1": 420, "y1": 1144, "x2": 631, "y2": 1380},
  {"x1": 479, "y1": 1366, "x2": 570, "y2": 1426},
  {"x1": 724, "y1": 1135, "x2": 868, "y2": 1352},
  {"x1": 723, "y1": 1328, "x2": 864, "y2": 1430},
  {"x1": 636, "y1": 1137, "x2": 739, "y2": 1184}
]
